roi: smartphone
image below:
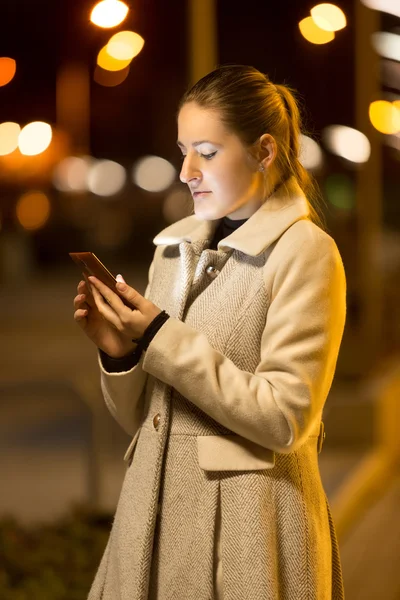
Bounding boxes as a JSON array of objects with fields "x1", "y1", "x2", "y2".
[{"x1": 69, "y1": 251, "x2": 134, "y2": 308}]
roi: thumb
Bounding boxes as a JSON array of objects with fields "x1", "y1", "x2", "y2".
[{"x1": 116, "y1": 280, "x2": 144, "y2": 308}]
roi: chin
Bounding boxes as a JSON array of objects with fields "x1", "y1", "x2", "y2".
[{"x1": 193, "y1": 207, "x2": 217, "y2": 221}]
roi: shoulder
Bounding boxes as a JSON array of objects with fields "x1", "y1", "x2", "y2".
[
  {"x1": 278, "y1": 218, "x2": 339, "y2": 256},
  {"x1": 263, "y1": 218, "x2": 346, "y2": 286}
]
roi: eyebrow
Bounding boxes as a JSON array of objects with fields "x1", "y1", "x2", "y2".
[{"x1": 176, "y1": 140, "x2": 221, "y2": 149}]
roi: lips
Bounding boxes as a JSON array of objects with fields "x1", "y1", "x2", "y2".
[{"x1": 192, "y1": 191, "x2": 211, "y2": 197}]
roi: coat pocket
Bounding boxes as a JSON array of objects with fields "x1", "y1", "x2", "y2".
[
  {"x1": 123, "y1": 428, "x2": 141, "y2": 464},
  {"x1": 196, "y1": 435, "x2": 275, "y2": 471}
]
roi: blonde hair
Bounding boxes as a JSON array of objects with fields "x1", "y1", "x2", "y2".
[{"x1": 178, "y1": 64, "x2": 326, "y2": 231}]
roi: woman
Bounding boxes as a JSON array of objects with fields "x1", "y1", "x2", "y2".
[{"x1": 74, "y1": 65, "x2": 346, "y2": 600}]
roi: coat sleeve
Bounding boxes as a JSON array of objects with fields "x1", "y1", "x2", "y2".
[
  {"x1": 97, "y1": 256, "x2": 155, "y2": 436},
  {"x1": 142, "y1": 233, "x2": 347, "y2": 452}
]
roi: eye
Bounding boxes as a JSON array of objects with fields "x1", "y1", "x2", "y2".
[{"x1": 200, "y1": 151, "x2": 217, "y2": 160}]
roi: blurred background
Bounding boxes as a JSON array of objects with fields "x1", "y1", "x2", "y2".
[{"x1": 1, "y1": 0, "x2": 400, "y2": 598}]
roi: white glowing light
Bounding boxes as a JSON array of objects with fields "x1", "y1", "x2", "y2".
[
  {"x1": 18, "y1": 121, "x2": 52, "y2": 156},
  {"x1": 323, "y1": 125, "x2": 371, "y2": 163},
  {"x1": 88, "y1": 160, "x2": 126, "y2": 196},
  {"x1": 90, "y1": 0, "x2": 129, "y2": 28},
  {"x1": 371, "y1": 31, "x2": 400, "y2": 62},
  {"x1": 361, "y1": 0, "x2": 400, "y2": 19},
  {"x1": 132, "y1": 155, "x2": 176, "y2": 192},
  {"x1": 299, "y1": 135, "x2": 324, "y2": 171},
  {"x1": 53, "y1": 156, "x2": 92, "y2": 192},
  {"x1": 0, "y1": 121, "x2": 20, "y2": 156}
]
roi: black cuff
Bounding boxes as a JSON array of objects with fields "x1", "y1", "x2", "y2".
[
  {"x1": 134, "y1": 310, "x2": 170, "y2": 351},
  {"x1": 99, "y1": 349, "x2": 140, "y2": 373}
]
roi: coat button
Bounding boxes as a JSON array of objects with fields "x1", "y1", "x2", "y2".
[
  {"x1": 153, "y1": 413, "x2": 161, "y2": 430},
  {"x1": 206, "y1": 265, "x2": 219, "y2": 279}
]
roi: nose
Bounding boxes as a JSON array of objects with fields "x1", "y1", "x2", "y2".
[{"x1": 179, "y1": 155, "x2": 201, "y2": 184}]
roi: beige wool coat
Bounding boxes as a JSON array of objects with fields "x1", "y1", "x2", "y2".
[{"x1": 88, "y1": 177, "x2": 347, "y2": 600}]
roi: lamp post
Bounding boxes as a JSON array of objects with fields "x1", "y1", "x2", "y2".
[{"x1": 187, "y1": 0, "x2": 218, "y2": 85}]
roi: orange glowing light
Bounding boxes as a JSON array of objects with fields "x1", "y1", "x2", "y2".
[
  {"x1": 299, "y1": 16, "x2": 335, "y2": 44},
  {"x1": 369, "y1": 100, "x2": 400, "y2": 134},
  {"x1": 16, "y1": 191, "x2": 51, "y2": 231},
  {"x1": 0, "y1": 57, "x2": 16, "y2": 87},
  {"x1": 97, "y1": 46, "x2": 131, "y2": 71}
]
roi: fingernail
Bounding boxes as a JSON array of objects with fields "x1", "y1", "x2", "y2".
[{"x1": 116, "y1": 274, "x2": 125, "y2": 283}]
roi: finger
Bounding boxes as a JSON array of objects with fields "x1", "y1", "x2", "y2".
[
  {"x1": 77, "y1": 280, "x2": 96, "y2": 308},
  {"x1": 74, "y1": 308, "x2": 88, "y2": 326},
  {"x1": 90, "y1": 282, "x2": 122, "y2": 330},
  {"x1": 73, "y1": 294, "x2": 90, "y2": 311},
  {"x1": 88, "y1": 276, "x2": 125, "y2": 313},
  {"x1": 115, "y1": 280, "x2": 144, "y2": 310}
]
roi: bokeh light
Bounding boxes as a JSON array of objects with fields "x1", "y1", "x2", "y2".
[
  {"x1": 371, "y1": 32, "x2": 400, "y2": 62},
  {"x1": 18, "y1": 122, "x2": 53, "y2": 156},
  {"x1": 53, "y1": 156, "x2": 92, "y2": 192},
  {"x1": 299, "y1": 134, "x2": 324, "y2": 171},
  {"x1": 0, "y1": 122, "x2": 21, "y2": 156},
  {"x1": 107, "y1": 31, "x2": 145, "y2": 61},
  {"x1": 323, "y1": 125, "x2": 371, "y2": 163},
  {"x1": 325, "y1": 173, "x2": 355, "y2": 210},
  {"x1": 16, "y1": 191, "x2": 51, "y2": 230},
  {"x1": 97, "y1": 46, "x2": 131, "y2": 71},
  {"x1": 87, "y1": 159, "x2": 126, "y2": 196},
  {"x1": 310, "y1": 4, "x2": 346, "y2": 32},
  {"x1": 90, "y1": 0, "x2": 129, "y2": 28},
  {"x1": 360, "y1": 0, "x2": 400, "y2": 19},
  {"x1": 299, "y1": 16, "x2": 335, "y2": 44},
  {"x1": 162, "y1": 187, "x2": 192, "y2": 223},
  {"x1": 132, "y1": 156, "x2": 176, "y2": 192},
  {"x1": 94, "y1": 65, "x2": 130, "y2": 86},
  {"x1": 0, "y1": 57, "x2": 16, "y2": 87},
  {"x1": 369, "y1": 100, "x2": 400, "y2": 134}
]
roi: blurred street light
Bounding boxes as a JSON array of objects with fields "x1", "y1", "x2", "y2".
[
  {"x1": 360, "y1": 0, "x2": 400, "y2": 19},
  {"x1": 0, "y1": 57, "x2": 16, "y2": 87},
  {"x1": 371, "y1": 31, "x2": 400, "y2": 62},
  {"x1": 87, "y1": 159, "x2": 126, "y2": 196},
  {"x1": 15, "y1": 191, "x2": 51, "y2": 231},
  {"x1": 97, "y1": 46, "x2": 131, "y2": 71},
  {"x1": 132, "y1": 156, "x2": 176, "y2": 192},
  {"x1": 369, "y1": 99, "x2": 400, "y2": 134},
  {"x1": 106, "y1": 31, "x2": 144, "y2": 61},
  {"x1": 53, "y1": 156, "x2": 92, "y2": 192},
  {"x1": 90, "y1": 0, "x2": 129, "y2": 28},
  {"x1": 0, "y1": 122, "x2": 21, "y2": 156},
  {"x1": 322, "y1": 125, "x2": 371, "y2": 163},
  {"x1": 299, "y1": 134, "x2": 324, "y2": 171},
  {"x1": 299, "y1": 16, "x2": 335, "y2": 44},
  {"x1": 310, "y1": 3, "x2": 347, "y2": 32},
  {"x1": 18, "y1": 122, "x2": 53, "y2": 156}
]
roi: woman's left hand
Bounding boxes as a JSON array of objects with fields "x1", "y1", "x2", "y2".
[{"x1": 88, "y1": 275, "x2": 163, "y2": 342}]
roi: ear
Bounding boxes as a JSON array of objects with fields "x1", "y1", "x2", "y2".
[{"x1": 258, "y1": 134, "x2": 277, "y2": 170}]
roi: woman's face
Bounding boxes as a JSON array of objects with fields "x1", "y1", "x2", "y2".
[{"x1": 177, "y1": 102, "x2": 265, "y2": 220}]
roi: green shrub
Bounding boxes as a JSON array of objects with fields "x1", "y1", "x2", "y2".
[{"x1": 0, "y1": 506, "x2": 112, "y2": 600}]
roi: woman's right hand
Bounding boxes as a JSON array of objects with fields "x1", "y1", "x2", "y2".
[{"x1": 73, "y1": 279, "x2": 137, "y2": 358}]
